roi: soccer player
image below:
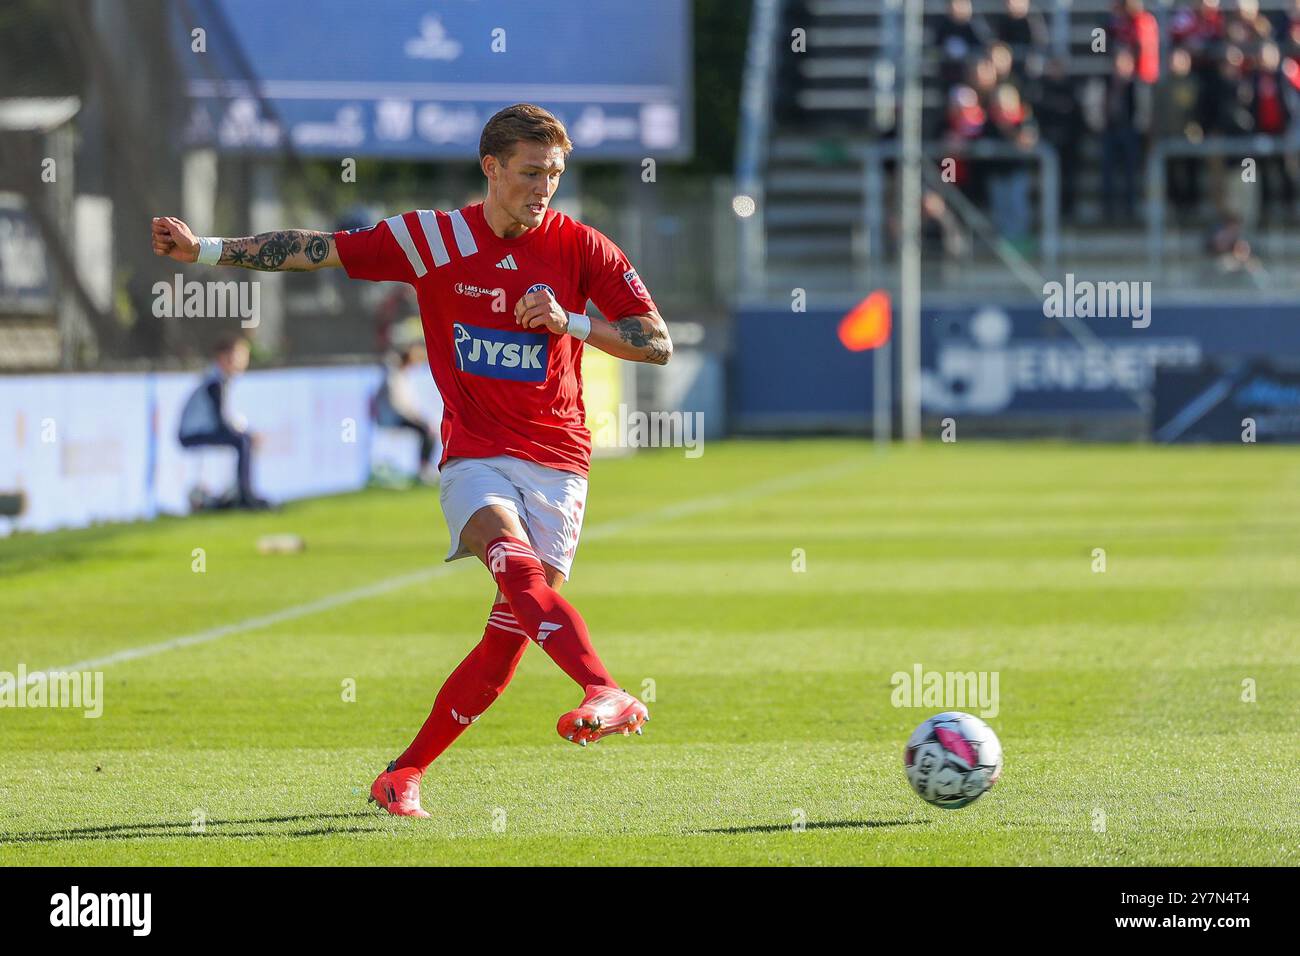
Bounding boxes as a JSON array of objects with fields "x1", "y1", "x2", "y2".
[{"x1": 151, "y1": 103, "x2": 671, "y2": 817}]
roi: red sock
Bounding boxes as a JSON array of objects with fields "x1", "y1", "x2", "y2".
[
  {"x1": 486, "y1": 536, "x2": 615, "y2": 691},
  {"x1": 393, "y1": 603, "x2": 528, "y2": 772}
]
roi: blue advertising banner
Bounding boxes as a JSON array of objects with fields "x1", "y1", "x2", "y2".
[
  {"x1": 175, "y1": 0, "x2": 692, "y2": 160},
  {"x1": 731, "y1": 310, "x2": 875, "y2": 430},
  {"x1": 1154, "y1": 362, "x2": 1300, "y2": 443},
  {"x1": 733, "y1": 303, "x2": 1300, "y2": 429}
]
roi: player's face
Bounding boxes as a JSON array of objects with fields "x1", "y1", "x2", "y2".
[{"x1": 492, "y1": 143, "x2": 566, "y2": 231}]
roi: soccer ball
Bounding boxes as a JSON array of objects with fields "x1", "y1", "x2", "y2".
[{"x1": 903, "y1": 711, "x2": 1003, "y2": 809}]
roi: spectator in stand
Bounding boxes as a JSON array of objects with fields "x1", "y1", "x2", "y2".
[
  {"x1": 1283, "y1": 0, "x2": 1300, "y2": 57},
  {"x1": 944, "y1": 83, "x2": 988, "y2": 204},
  {"x1": 1173, "y1": 0, "x2": 1226, "y2": 164},
  {"x1": 1101, "y1": 47, "x2": 1150, "y2": 222},
  {"x1": 1225, "y1": 0, "x2": 1273, "y2": 57},
  {"x1": 983, "y1": 83, "x2": 1039, "y2": 247},
  {"x1": 989, "y1": 41, "x2": 1020, "y2": 92},
  {"x1": 1032, "y1": 56, "x2": 1084, "y2": 222},
  {"x1": 968, "y1": 51, "x2": 1001, "y2": 107},
  {"x1": 1156, "y1": 47, "x2": 1205, "y2": 219},
  {"x1": 1267, "y1": 0, "x2": 1296, "y2": 44},
  {"x1": 1249, "y1": 41, "x2": 1296, "y2": 222},
  {"x1": 935, "y1": 0, "x2": 992, "y2": 90},
  {"x1": 945, "y1": 84, "x2": 988, "y2": 144},
  {"x1": 1205, "y1": 211, "x2": 1264, "y2": 282},
  {"x1": 1108, "y1": 0, "x2": 1160, "y2": 84},
  {"x1": 1203, "y1": 46, "x2": 1257, "y2": 220},
  {"x1": 946, "y1": 83, "x2": 988, "y2": 140},
  {"x1": 1208, "y1": 46, "x2": 1256, "y2": 137},
  {"x1": 993, "y1": 0, "x2": 1049, "y2": 79},
  {"x1": 964, "y1": 57, "x2": 1000, "y2": 204},
  {"x1": 1171, "y1": 0, "x2": 1225, "y2": 57}
]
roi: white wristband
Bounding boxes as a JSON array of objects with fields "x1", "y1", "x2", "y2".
[
  {"x1": 566, "y1": 311, "x2": 592, "y2": 341},
  {"x1": 195, "y1": 236, "x2": 223, "y2": 266}
]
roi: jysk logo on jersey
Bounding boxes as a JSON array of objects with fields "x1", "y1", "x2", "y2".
[{"x1": 452, "y1": 322, "x2": 548, "y2": 382}]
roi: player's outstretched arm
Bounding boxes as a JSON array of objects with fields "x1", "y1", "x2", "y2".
[{"x1": 151, "y1": 216, "x2": 341, "y2": 272}]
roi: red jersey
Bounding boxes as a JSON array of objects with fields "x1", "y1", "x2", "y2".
[{"x1": 335, "y1": 202, "x2": 656, "y2": 477}]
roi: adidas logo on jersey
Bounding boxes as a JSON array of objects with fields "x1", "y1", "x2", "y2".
[{"x1": 495, "y1": 255, "x2": 518, "y2": 270}]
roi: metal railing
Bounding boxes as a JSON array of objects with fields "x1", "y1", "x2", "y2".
[
  {"x1": 862, "y1": 139, "x2": 1061, "y2": 289},
  {"x1": 1145, "y1": 133, "x2": 1300, "y2": 277}
]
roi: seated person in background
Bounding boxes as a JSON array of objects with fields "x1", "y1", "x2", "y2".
[
  {"x1": 177, "y1": 335, "x2": 271, "y2": 510},
  {"x1": 375, "y1": 343, "x2": 439, "y2": 485}
]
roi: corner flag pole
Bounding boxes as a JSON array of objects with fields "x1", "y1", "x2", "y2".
[{"x1": 874, "y1": 339, "x2": 892, "y2": 450}]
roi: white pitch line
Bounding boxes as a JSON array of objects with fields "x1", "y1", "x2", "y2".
[{"x1": 0, "y1": 455, "x2": 866, "y2": 691}]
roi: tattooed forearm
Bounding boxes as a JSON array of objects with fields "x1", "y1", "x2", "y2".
[
  {"x1": 611, "y1": 315, "x2": 673, "y2": 365},
  {"x1": 219, "y1": 230, "x2": 335, "y2": 272}
]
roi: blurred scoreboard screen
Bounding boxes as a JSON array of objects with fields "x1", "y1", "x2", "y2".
[{"x1": 176, "y1": 0, "x2": 692, "y2": 160}]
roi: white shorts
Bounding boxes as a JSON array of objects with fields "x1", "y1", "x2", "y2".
[{"x1": 439, "y1": 455, "x2": 589, "y2": 579}]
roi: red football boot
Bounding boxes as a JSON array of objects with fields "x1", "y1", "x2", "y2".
[
  {"x1": 557, "y1": 685, "x2": 649, "y2": 747},
  {"x1": 368, "y1": 761, "x2": 431, "y2": 818}
]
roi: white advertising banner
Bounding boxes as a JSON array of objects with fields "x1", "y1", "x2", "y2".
[
  {"x1": 0, "y1": 364, "x2": 442, "y2": 537},
  {"x1": 0, "y1": 375, "x2": 152, "y2": 533}
]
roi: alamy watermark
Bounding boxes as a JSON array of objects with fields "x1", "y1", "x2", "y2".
[
  {"x1": 0, "y1": 665, "x2": 103, "y2": 718},
  {"x1": 152, "y1": 273, "x2": 260, "y2": 328},
  {"x1": 1042, "y1": 273, "x2": 1151, "y2": 329},
  {"x1": 50, "y1": 886, "x2": 150, "y2": 936},
  {"x1": 890, "y1": 663, "x2": 999, "y2": 718},
  {"x1": 591, "y1": 403, "x2": 705, "y2": 458}
]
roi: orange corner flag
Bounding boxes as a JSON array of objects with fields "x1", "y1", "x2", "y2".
[{"x1": 838, "y1": 290, "x2": 892, "y2": 352}]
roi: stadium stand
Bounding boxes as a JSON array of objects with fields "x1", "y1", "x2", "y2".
[{"x1": 751, "y1": 0, "x2": 1300, "y2": 298}]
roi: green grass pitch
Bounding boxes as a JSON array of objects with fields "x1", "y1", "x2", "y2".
[{"x1": 0, "y1": 440, "x2": 1296, "y2": 866}]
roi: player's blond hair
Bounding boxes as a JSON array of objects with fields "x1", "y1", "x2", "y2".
[{"x1": 479, "y1": 103, "x2": 573, "y2": 164}]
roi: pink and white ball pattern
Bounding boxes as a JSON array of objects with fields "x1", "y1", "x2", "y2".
[{"x1": 903, "y1": 711, "x2": 1004, "y2": 809}]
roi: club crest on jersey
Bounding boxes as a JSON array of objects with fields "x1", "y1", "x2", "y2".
[
  {"x1": 452, "y1": 322, "x2": 547, "y2": 382},
  {"x1": 526, "y1": 283, "x2": 556, "y2": 300},
  {"x1": 623, "y1": 269, "x2": 647, "y2": 298}
]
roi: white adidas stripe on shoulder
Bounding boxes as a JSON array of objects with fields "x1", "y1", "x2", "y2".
[
  {"x1": 448, "y1": 209, "x2": 478, "y2": 258},
  {"x1": 416, "y1": 210, "x2": 450, "y2": 267},
  {"x1": 384, "y1": 214, "x2": 427, "y2": 278}
]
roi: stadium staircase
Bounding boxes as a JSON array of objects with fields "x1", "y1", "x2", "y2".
[{"x1": 747, "y1": 0, "x2": 1300, "y2": 301}]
